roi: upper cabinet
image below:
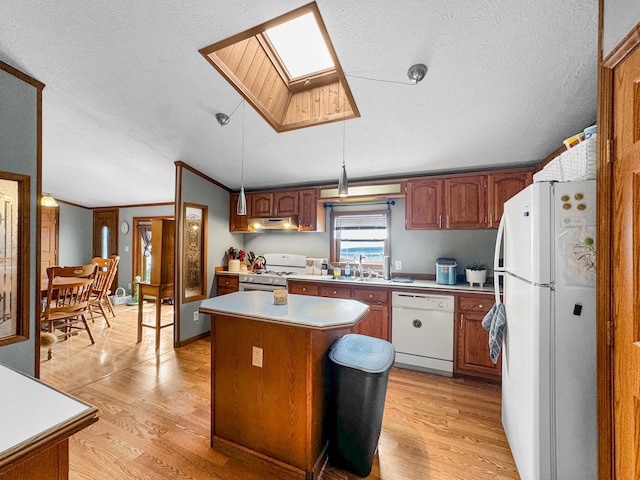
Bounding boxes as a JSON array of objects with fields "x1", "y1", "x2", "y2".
[
  {"x1": 486, "y1": 171, "x2": 533, "y2": 228},
  {"x1": 230, "y1": 188, "x2": 325, "y2": 232},
  {"x1": 274, "y1": 191, "x2": 298, "y2": 216},
  {"x1": 405, "y1": 178, "x2": 444, "y2": 229},
  {"x1": 406, "y1": 169, "x2": 532, "y2": 230},
  {"x1": 230, "y1": 193, "x2": 252, "y2": 232},
  {"x1": 251, "y1": 193, "x2": 274, "y2": 217},
  {"x1": 445, "y1": 175, "x2": 487, "y2": 229}
]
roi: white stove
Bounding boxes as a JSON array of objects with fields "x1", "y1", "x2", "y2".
[{"x1": 238, "y1": 254, "x2": 307, "y2": 291}]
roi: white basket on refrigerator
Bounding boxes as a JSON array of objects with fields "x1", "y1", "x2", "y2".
[{"x1": 533, "y1": 137, "x2": 596, "y2": 182}]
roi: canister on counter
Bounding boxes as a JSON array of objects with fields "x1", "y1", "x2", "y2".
[{"x1": 435, "y1": 258, "x2": 458, "y2": 285}]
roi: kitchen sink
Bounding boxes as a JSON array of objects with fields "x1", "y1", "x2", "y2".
[{"x1": 330, "y1": 276, "x2": 391, "y2": 284}]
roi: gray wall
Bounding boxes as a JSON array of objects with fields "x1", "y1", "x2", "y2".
[
  {"x1": 603, "y1": 0, "x2": 640, "y2": 57},
  {"x1": 58, "y1": 202, "x2": 92, "y2": 266},
  {"x1": 178, "y1": 168, "x2": 237, "y2": 342},
  {"x1": 0, "y1": 67, "x2": 39, "y2": 375},
  {"x1": 117, "y1": 204, "x2": 174, "y2": 292},
  {"x1": 243, "y1": 198, "x2": 497, "y2": 276}
]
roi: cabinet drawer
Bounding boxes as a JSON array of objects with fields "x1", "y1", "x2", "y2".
[
  {"x1": 353, "y1": 288, "x2": 388, "y2": 304},
  {"x1": 320, "y1": 285, "x2": 352, "y2": 299},
  {"x1": 458, "y1": 295, "x2": 491, "y2": 313},
  {"x1": 289, "y1": 283, "x2": 319, "y2": 296},
  {"x1": 216, "y1": 276, "x2": 239, "y2": 289}
]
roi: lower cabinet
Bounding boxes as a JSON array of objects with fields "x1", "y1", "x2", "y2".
[
  {"x1": 216, "y1": 275, "x2": 238, "y2": 296},
  {"x1": 455, "y1": 294, "x2": 501, "y2": 380},
  {"x1": 288, "y1": 281, "x2": 390, "y2": 341}
]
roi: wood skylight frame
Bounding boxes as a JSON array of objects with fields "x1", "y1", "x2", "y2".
[{"x1": 199, "y1": 2, "x2": 359, "y2": 133}]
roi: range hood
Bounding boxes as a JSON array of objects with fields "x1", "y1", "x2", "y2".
[{"x1": 248, "y1": 216, "x2": 299, "y2": 231}]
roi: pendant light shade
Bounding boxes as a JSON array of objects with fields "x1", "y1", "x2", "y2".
[
  {"x1": 337, "y1": 112, "x2": 349, "y2": 197},
  {"x1": 338, "y1": 161, "x2": 348, "y2": 197},
  {"x1": 237, "y1": 186, "x2": 247, "y2": 215}
]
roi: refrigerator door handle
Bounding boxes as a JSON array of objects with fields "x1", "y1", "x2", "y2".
[
  {"x1": 494, "y1": 214, "x2": 506, "y2": 272},
  {"x1": 493, "y1": 214, "x2": 506, "y2": 305}
]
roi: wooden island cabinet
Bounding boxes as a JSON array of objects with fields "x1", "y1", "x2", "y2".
[{"x1": 199, "y1": 292, "x2": 368, "y2": 480}]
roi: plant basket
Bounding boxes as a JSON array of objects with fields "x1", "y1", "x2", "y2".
[{"x1": 109, "y1": 287, "x2": 132, "y2": 306}]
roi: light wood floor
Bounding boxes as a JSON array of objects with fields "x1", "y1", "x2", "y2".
[{"x1": 40, "y1": 303, "x2": 520, "y2": 480}]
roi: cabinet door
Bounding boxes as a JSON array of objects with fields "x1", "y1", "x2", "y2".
[
  {"x1": 455, "y1": 295, "x2": 501, "y2": 379},
  {"x1": 406, "y1": 179, "x2": 444, "y2": 229},
  {"x1": 273, "y1": 191, "x2": 298, "y2": 216},
  {"x1": 229, "y1": 193, "x2": 251, "y2": 232},
  {"x1": 319, "y1": 285, "x2": 352, "y2": 299},
  {"x1": 251, "y1": 193, "x2": 273, "y2": 217},
  {"x1": 288, "y1": 281, "x2": 319, "y2": 296},
  {"x1": 216, "y1": 276, "x2": 238, "y2": 296},
  {"x1": 298, "y1": 189, "x2": 319, "y2": 231},
  {"x1": 445, "y1": 175, "x2": 487, "y2": 229},
  {"x1": 487, "y1": 171, "x2": 532, "y2": 228},
  {"x1": 354, "y1": 304, "x2": 389, "y2": 341}
]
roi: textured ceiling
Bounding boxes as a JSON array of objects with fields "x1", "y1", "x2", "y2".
[{"x1": 0, "y1": 0, "x2": 598, "y2": 208}]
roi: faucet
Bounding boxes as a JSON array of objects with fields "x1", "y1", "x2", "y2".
[{"x1": 354, "y1": 253, "x2": 366, "y2": 279}]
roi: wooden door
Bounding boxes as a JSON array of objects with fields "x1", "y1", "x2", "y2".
[
  {"x1": 487, "y1": 171, "x2": 532, "y2": 228},
  {"x1": 445, "y1": 175, "x2": 487, "y2": 229},
  {"x1": 93, "y1": 209, "x2": 118, "y2": 288},
  {"x1": 405, "y1": 179, "x2": 444, "y2": 229},
  {"x1": 610, "y1": 41, "x2": 640, "y2": 479},
  {"x1": 251, "y1": 192, "x2": 273, "y2": 217},
  {"x1": 298, "y1": 189, "x2": 318, "y2": 231},
  {"x1": 40, "y1": 206, "x2": 58, "y2": 286},
  {"x1": 273, "y1": 191, "x2": 298, "y2": 216},
  {"x1": 455, "y1": 295, "x2": 501, "y2": 380},
  {"x1": 229, "y1": 193, "x2": 251, "y2": 232}
]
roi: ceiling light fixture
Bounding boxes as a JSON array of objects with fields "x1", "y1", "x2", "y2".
[
  {"x1": 41, "y1": 194, "x2": 58, "y2": 207},
  {"x1": 407, "y1": 63, "x2": 428, "y2": 84},
  {"x1": 215, "y1": 113, "x2": 230, "y2": 126}
]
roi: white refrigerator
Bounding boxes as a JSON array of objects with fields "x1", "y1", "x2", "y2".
[{"x1": 494, "y1": 180, "x2": 597, "y2": 480}]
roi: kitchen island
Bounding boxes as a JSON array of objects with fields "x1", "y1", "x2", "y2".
[
  {"x1": 199, "y1": 291, "x2": 369, "y2": 480},
  {"x1": 0, "y1": 365, "x2": 98, "y2": 479}
]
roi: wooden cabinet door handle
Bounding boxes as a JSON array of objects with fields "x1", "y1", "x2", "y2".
[
  {"x1": 332, "y1": 290, "x2": 337, "y2": 295},
  {"x1": 302, "y1": 287, "x2": 306, "y2": 292},
  {"x1": 479, "y1": 304, "x2": 483, "y2": 308},
  {"x1": 369, "y1": 294, "x2": 373, "y2": 298}
]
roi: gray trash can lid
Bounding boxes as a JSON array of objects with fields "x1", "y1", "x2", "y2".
[{"x1": 329, "y1": 334, "x2": 395, "y2": 373}]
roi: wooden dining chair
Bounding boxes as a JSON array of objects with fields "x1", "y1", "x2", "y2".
[
  {"x1": 41, "y1": 264, "x2": 98, "y2": 360},
  {"x1": 88, "y1": 256, "x2": 119, "y2": 325}
]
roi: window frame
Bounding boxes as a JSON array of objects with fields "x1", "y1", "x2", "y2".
[{"x1": 330, "y1": 209, "x2": 390, "y2": 266}]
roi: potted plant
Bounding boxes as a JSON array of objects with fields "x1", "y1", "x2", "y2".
[
  {"x1": 226, "y1": 247, "x2": 246, "y2": 272},
  {"x1": 465, "y1": 262, "x2": 487, "y2": 287}
]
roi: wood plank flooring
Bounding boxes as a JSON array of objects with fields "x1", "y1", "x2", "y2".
[{"x1": 39, "y1": 303, "x2": 519, "y2": 479}]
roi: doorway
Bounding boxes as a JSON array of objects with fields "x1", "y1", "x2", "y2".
[
  {"x1": 598, "y1": 24, "x2": 640, "y2": 480},
  {"x1": 92, "y1": 209, "x2": 118, "y2": 289},
  {"x1": 40, "y1": 205, "x2": 59, "y2": 287}
]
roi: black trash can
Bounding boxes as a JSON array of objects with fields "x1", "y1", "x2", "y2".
[{"x1": 328, "y1": 333, "x2": 395, "y2": 477}]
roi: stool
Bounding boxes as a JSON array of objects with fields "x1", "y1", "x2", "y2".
[{"x1": 137, "y1": 282, "x2": 173, "y2": 349}]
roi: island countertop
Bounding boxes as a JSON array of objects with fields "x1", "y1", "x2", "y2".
[{"x1": 199, "y1": 290, "x2": 369, "y2": 328}]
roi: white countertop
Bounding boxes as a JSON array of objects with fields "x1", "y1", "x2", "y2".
[
  {"x1": 199, "y1": 291, "x2": 369, "y2": 328},
  {"x1": 0, "y1": 364, "x2": 98, "y2": 461},
  {"x1": 290, "y1": 274, "x2": 498, "y2": 294}
]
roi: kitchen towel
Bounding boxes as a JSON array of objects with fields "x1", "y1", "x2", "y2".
[{"x1": 481, "y1": 303, "x2": 506, "y2": 364}]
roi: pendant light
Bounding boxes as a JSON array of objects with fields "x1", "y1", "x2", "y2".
[
  {"x1": 237, "y1": 101, "x2": 247, "y2": 215},
  {"x1": 216, "y1": 101, "x2": 246, "y2": 215},
  {"x1": 41, "y1": 194, "x2": 58, "y2": 207},
  {"x1": 337, "y1": 99, "x2": 349, "y2": 197}
]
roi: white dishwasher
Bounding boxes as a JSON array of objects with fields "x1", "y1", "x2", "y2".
[{"x1": 391, "y1": 292, "x2": 455, "y2": 377}]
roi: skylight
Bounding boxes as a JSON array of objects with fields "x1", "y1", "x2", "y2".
[{"x1": 265, "y1": 12, "x2": 334, "y2": 79}]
